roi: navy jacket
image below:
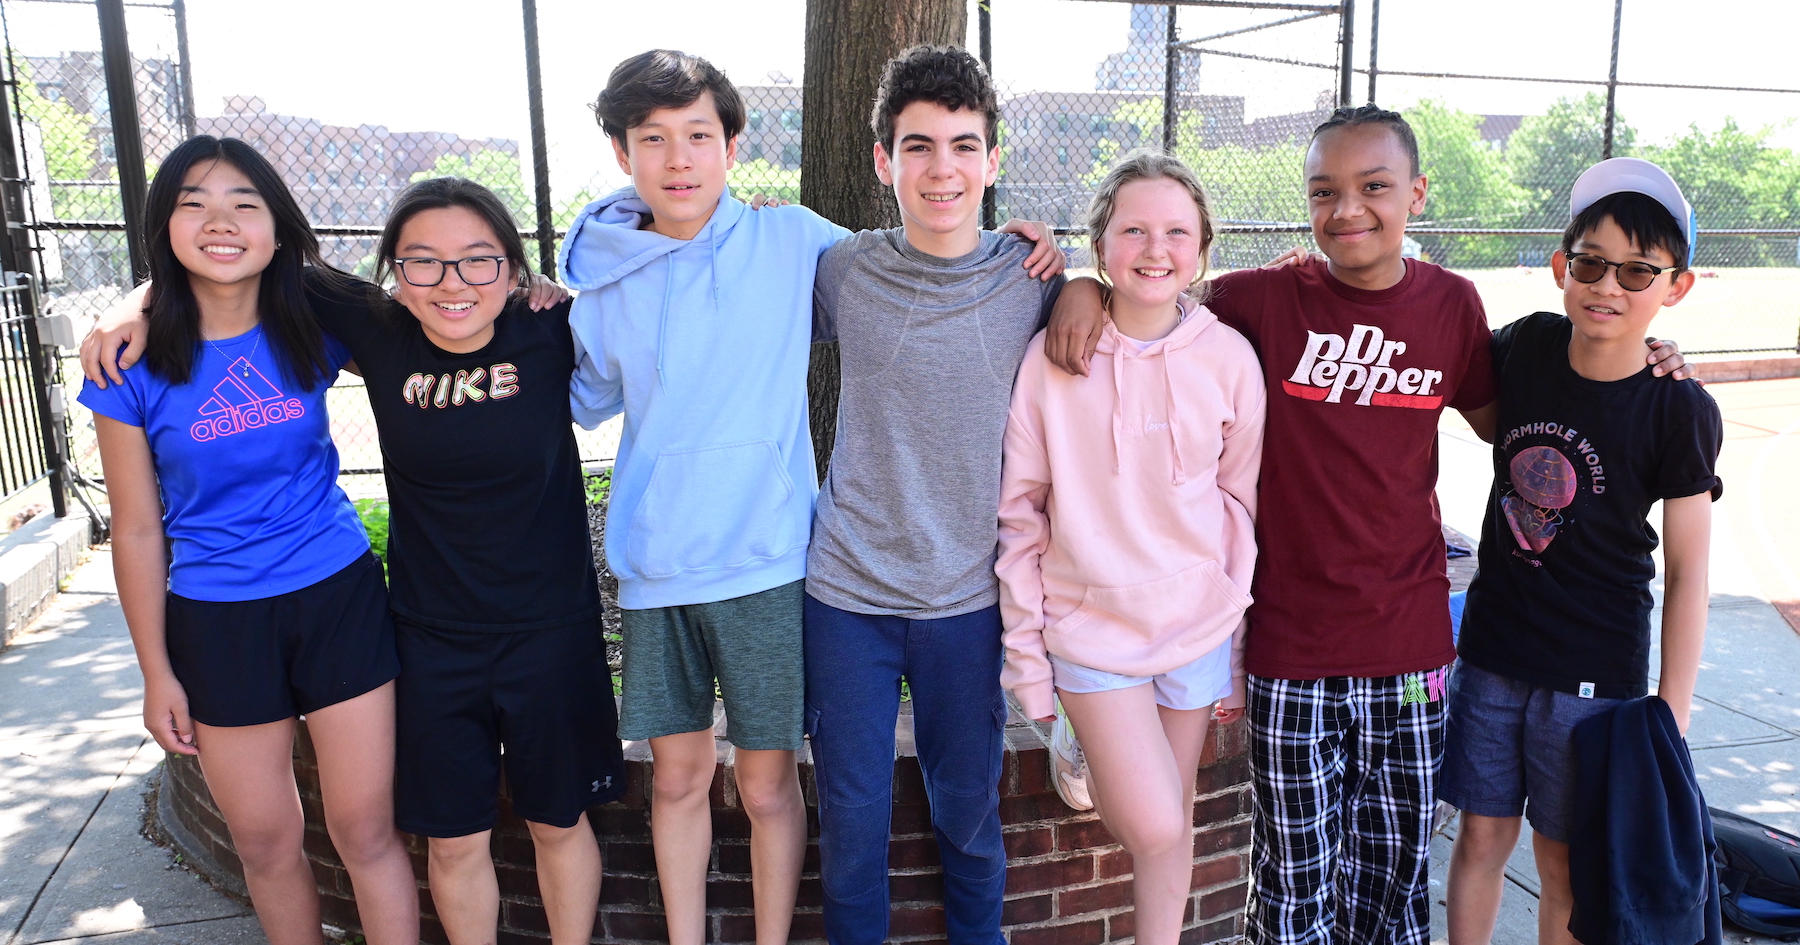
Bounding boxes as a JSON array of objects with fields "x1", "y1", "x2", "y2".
[{"x1": 1570, "y1": 695, "x2": 1722, "y2": 945}]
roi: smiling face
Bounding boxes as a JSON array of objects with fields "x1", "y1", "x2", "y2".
[
  {"x1": 1304, "y1": 123, "x2": 1427, "y2": 289},
  {"x1": 391, "y1": 206, "x2": 514, "y2": 354},
  {"x1": 612, "y1": 90, "x2": 736, "y2": 241},
  {"x1": 874, "y1": 100, "x2": 998, "y2": 257},
  {"x1": 168, "y1": 159, "x2": 277, "y2": 294},
  {"x1": 1098, "y1": 177, "x2": 1204, "y2": 314},
  {"x1": 1554, "y1": 215, "x2": 1694, "y2": 346}
]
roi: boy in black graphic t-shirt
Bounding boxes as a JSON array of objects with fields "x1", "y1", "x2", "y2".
[{"x1": 1441, "y1": 158, "x2": 1720, "y2": 945}]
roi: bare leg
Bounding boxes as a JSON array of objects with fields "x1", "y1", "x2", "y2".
[
  {"x1": 527, "y1": 815, "x2": 602, "y2": 945},
  {"x1": 304, "y1": 684, "x2": 419, "y2": 945},
  {"x1": 1060, "y1": 686, "x2": 1210, "y2": 945},
  {"x1": 1532, "y1": 831, "x2": 1579, "y2": 945},
  {"x1": 733, "y1": 748, "x2": 805, "y2": 945},
  {"x1": 1446, "y1": 812, "x2": 1522, "y2": 945},
  {"x1": 649, "y1": 729, "x2": 718, "y2": 945},
  {"x1": 428, "y1": 832, "x2": 499, "y2": 945},
  {"x1": 193, "y1": 718, "x2": 323, "y2": 945}
]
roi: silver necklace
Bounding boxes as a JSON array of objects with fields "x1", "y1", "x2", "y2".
[{"x1": 206, "y1": 328, "x2": 259, "y2": 377}]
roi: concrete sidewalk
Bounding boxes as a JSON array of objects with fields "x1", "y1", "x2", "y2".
[{"x1": 0, "y1": 549, "x2": 266, "y2": 945}]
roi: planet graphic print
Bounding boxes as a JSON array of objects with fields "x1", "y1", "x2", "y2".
[
  {"x1": 1503, "y1": 445, "x2": 1578, "y2": 553},
  {"x1": 1509, "y1": 446, "x2": 1578, "y2": 509}
]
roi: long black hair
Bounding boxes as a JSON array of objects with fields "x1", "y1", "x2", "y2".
[
  {"x1": 140, "y1": 135, "x2": 340, "y2": 389},
  {"x1": 373, "y1": 176, "x2": 532, "y2": 298}
]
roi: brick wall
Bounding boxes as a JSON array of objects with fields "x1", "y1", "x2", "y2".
[{"x1": 159, "y1": 705, "x2": 1252, "y2": 944}]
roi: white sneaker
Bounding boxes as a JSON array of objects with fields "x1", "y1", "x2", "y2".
[{"x1": 1049, "y1": 706, "x2": 1094, "y2": 811}]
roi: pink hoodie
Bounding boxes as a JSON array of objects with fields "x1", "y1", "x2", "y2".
[{"x1": 997, "y1": 301, "x2": 1266, "y2": 721}]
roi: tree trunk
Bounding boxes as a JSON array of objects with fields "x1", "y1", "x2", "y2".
[{"x1": 800, "y1": 0, "x2": 967, "y2": 482}]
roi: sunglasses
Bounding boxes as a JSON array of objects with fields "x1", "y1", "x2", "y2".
[{"x1": 1564, "y1": 253, "x2": 1679, "y2": 292}]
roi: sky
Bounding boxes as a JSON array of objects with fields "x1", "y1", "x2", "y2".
[{"x1": 6, "y1": 0, "x2": 1796, "y2": 196}]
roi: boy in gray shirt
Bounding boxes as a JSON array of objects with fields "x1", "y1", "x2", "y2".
[{"x1": 802, "y1": 45, "x2": 1064, "y2": 945}]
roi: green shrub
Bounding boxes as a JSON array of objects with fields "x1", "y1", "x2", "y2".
[
  {"x1": 584, "y1": 468, "x2": 612, "y2": 506},
  {"x1": 354, "y1": 499, "x2": 390, "y2": 573}
]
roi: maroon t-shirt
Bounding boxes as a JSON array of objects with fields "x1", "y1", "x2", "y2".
[{"x1": 1206, "y1": 258, "x2": 1496, "y2": 679}]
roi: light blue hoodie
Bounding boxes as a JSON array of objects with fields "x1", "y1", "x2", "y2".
[{"x1": 560, "y1": 186, "x2": 847, "y2": 609}]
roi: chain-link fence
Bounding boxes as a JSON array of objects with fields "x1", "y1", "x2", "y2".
[
  {"x1": 988, "y1": 0, "x2": 1799, "y2": 355},
  {"x1": 1, "y1": 0, "x2": 1795, "y2": 511}
]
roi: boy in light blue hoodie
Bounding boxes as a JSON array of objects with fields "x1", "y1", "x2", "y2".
[{"x1": 559, "y1": 50, "x2": 1059, "y2": 945}]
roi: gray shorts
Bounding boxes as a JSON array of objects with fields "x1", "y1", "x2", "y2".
[
  {"x1": 1439, "y1": 660, "x2": 1624, "y2": 844},
  {"x1": 618, "y1": 580, "x2": 804, "y2": 750}
]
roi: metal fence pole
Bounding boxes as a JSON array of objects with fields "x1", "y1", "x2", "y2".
[
  {"x1": 171, "y1": 0, "x2": 197, "y2": 139},
  {"x1": 1602, "y1": 0, "x2": 1622, "y2": 159},
  {"x1": 1365, "y1": 0, "x2": 1380, "y2": 104},
  {"x1": 1337, "y1": 0, "x2": 1356, "y2": 107},
  {"x1": 96, "y1": 0, "x2": 149, "y2": 281},
  {"x1": 521, "y1": 0, "x2": 556, "y2": 276},
  {"x1": 1162, "y1": 4, "x2": 1177, "y2": 153},
  {"x1": 0, "y1": 76, "x2": 66, "y2": 518},
  {"x1": 979, "y1": 0, "x2": 997, "y2": 230}
]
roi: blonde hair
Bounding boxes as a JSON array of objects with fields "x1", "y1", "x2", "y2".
[{"x1": 1084, "y1": 149, "x2": 1217, "y2": 297}]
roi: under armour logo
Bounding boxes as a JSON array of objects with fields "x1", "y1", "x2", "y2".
[{"x1": 591, "y1": 776, "x2": 613, "y2": 793}]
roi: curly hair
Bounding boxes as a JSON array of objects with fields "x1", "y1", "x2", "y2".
[
  {"x1": 1311, "y1": 103, "x2": 1420, "y2": 178},
  {"x1": 595, "y1": 50, "x2": 745, "y2": 147},
  {"x1": 870, "y1": 45, "x2": 1000, "y2": 153}
]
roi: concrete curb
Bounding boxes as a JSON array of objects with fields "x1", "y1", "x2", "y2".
[
  {"x1": 0, "y1": 511, "x2": 91, "y2": 648},
  {"x1": 1693, "y1": 355, "x2": 1800, "y2": 383}
]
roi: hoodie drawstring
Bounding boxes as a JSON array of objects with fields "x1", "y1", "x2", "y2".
[
  {"x1": 1107, "y1": 322, "x2": 1190, "y2": 484},
  {"x1": 656, "y1": 233, "x2": 724, "y2": 389},
  {"x1": 656, "y1": 256, "x2": 674, "y2": 387},
  {"x1": 1163, "y1": 353, "x2": 1187, "y2": 485},
  {"x1": 1110, "y1": 340, "x2": 1125, "y2": 476}
]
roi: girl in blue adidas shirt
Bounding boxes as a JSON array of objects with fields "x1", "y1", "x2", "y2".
[{"x1": 79, "y1": 137, "x2": 419, "y2": 945}]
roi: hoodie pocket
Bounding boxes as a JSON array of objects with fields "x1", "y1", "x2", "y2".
[
  {"x1": 624, "y1": 440, "x2": 799, "y2": 580},
  {"x1": 1052, "y1": 560, "x2": 1252, "y2": 651}
]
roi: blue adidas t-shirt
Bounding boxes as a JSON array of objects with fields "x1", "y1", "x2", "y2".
[{"x1": 79, "y1": 326, "x2": 369, "y2": 602}]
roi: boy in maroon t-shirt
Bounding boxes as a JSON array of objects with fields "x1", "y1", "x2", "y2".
[{"x1": 1042, "y1": 105, "x2": 1684, "y2": 945}]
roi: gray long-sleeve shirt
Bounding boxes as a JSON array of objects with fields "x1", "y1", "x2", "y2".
[{"x1": 805, "y1": 228, "x2": 1064, "y2": 618}]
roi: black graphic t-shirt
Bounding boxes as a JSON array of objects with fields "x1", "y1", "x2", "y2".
[
  {"x1": 1459, "y1": 312, "x2": 1722, "y2": 698},
  {"x1": 308, "y1": 275, "x2": 600, "y2": 632}
]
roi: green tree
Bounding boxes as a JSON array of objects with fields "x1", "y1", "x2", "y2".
[
  {"x1": 9, "y1": 56, "x2": 98, "y2": 181},
  {"x1": 1507, "y1": 93, "x2": 1634, "y2": 228},
  {"x1": 410, "y1": 148, "x2": 532, "y2": 222},
  {"x1": 1637, "y1": 118, "x2": 1800, "y2": 265},
  {"x1": 1086, "y1": 97, "x2": 1306, "y2": 227},
  {"x1": 7, "y1": 53, "x2": 107, "y2": 219},
  {"x1": 1406, "y1": 99, "x2": 1526, "y2": 265}
]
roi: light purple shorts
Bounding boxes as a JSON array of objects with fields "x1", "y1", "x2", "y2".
[{"x1": 1049, "y1": 640, "x2": 1232, "y2": 711}]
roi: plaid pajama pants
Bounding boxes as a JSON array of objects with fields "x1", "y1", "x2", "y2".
[{"x1": 1244, "y1": 669, "x2": 1449, "y2": 945}]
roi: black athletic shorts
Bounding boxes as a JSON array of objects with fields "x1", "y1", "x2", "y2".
[
  {"x1": 164, "y1": 551, "x2": 399, "y2": 728},
  {"x1": 394, "y1": 617, "x2": 626, "y2": 837}
]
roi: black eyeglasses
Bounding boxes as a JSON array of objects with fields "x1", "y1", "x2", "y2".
[
  {"x1": 393, "y1": 255, "x2": 506, "y2": 287},
  {"x1": 1565, "y1": 253, "x2": 1678, "y2": 292}
]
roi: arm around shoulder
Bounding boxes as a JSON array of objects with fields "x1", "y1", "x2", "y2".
[{"x1": 567, "y1": 309, "x2": 624, "y2": 429}]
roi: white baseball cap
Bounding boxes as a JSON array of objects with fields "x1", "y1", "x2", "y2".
[{"x1": 1569, "y1": 157, "x2": 1696, "y2": 266}]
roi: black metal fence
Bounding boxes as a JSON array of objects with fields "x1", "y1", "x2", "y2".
[
  {"x1": 0, "y1": 0, "x2": 1795, "y2": 511},
  {"x1": 0, "y1": 279, "x2": 62, "y2": 506}
]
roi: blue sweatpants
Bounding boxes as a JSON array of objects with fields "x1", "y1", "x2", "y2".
[{"x1": 803, "y1": 594, "x2": 1008, "y2": 945}]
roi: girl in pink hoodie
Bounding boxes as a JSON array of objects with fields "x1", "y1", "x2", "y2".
[{"x1": 997, "y1": 150, "x2": 1265, "y2": 944}]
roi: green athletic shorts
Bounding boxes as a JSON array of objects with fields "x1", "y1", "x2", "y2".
[{"x1": 617, "y1": 580, "x2": 804, "y2": 750}]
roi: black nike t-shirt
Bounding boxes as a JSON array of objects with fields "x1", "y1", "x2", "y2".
[
  {"x1": 306, "y1": 274, "x2": 601, "y2": 632},
  {"x1": 1459, "y1": 311, "x2": 1722, "y2": 699}
]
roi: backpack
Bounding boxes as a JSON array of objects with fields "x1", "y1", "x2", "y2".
[{"x1": 1712, "y1": 807, "x2": 1800, "y2": 940}]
